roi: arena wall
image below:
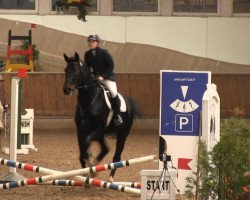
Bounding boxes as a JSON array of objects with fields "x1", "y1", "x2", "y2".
[
  {"x1": 0, "y1": 16, "x2": 250, "y2": 73},
  {"x1": 2, "y1": 73, "x2": 250, "y2": 118}
]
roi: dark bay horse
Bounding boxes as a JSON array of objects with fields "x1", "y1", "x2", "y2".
[{"x1": 63, "y1": 53, "x2": 139, "y2": 181}]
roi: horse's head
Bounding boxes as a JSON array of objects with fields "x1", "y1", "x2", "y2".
[{"x1": 63, "y1": 52, "x2": 91, "y2": 95}]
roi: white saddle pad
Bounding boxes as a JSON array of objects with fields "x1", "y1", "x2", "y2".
[{"x1": 102, "y1": 87, "x2": 127, "y2": 126}]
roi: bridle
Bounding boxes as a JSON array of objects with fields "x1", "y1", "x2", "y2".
[{"x1": 66, "y1": 61, "x2": 99, "y2": 91}]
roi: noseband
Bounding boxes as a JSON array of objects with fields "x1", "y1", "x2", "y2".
[{"x1": 66, "y1": 61, "x2": 98, "y2": 91}]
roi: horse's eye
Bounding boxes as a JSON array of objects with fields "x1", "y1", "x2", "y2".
[{"x1": 75, "y1": 68, "x2": 79, "y2": 74}]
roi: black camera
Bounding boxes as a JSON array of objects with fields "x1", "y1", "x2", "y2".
[
  {"x1": 3, "y1": 104, "x2": 8, "y2": 112},
  {"x1": 159, "y1": 136, "x2": 171, "y2": 162},
  {"x1": 159, "y1": 152, "x2": 171, "y2": 162}
]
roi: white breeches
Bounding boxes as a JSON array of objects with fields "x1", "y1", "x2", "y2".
[
  {"x1": 0, "y1": 101, "x2": 3, "y2": 128},
  {"x1": 101, "y1": 80, "x2": 118, "y2": 98}
]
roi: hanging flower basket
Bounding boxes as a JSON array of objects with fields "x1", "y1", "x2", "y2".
[{"x1": 55, "y1": 0, "x2": 92, "y2": 21}]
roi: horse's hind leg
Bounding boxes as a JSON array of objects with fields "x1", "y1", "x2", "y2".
[{"x1": 109, "y1": 126, "x2": 131, "y2": 182}]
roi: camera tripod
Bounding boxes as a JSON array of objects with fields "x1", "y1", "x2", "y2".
[{"x1": 150, "y1": 153, "x2": 183, "y2": 200}]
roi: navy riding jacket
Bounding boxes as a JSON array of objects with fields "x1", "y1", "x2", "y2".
[{"x1": 84, "y1": 47, "x2": 115, "y2": 81}]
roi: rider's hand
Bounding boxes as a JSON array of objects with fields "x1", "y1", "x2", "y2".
[{"x1": 98, "y1": 76, "x2": 104, "y2": 81}]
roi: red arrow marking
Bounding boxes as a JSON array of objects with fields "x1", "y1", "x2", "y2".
[
  {"x1": 18, "y1": 68, "x2": 28, "y2": 78},
  {"x1": 178, "y1": 158, "x2": 192, "y2": 170},
  {"x1": 31, "y1": 23, "x2": 37, "y2": 29}
]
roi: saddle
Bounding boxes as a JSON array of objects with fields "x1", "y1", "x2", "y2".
[{"x1": 100, "y1": 85, "x2": 126, "y2": 126}]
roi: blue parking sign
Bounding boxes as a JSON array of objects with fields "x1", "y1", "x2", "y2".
[{"x1": 160, "y1": 71, "x2": 211, "y2": 136}]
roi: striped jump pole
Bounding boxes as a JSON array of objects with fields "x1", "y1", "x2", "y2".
[
  {"x1": 0, "y1": 155, "x2": 155, "y2": 177},
  {"x1": 2, "y1": 176, "x2": 141, "y2": 195},
  {"x1": 46, "y1": 180, "x2": 86, "y2": 187},
  {"x1": 42, "y1": 180, "x2": 141, "y2": 189},
  {"x1": 0, "y1": 155, "x2": 156, "y2": 193},
  {"x1": 114, "y1": 182, "x2": 141, "y2": 189}
]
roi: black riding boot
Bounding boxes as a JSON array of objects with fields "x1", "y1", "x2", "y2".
[{"x1": 113, "y1": 95, "x2": 123, "y2": 126}]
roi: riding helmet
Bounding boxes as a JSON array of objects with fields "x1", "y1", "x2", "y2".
[{"x1": 87, "y1": 34, "x2": 100, "y2": 42}]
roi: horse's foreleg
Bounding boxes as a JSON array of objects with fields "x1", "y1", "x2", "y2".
[
  {"x1": 75, "y1": 109, "x2": 90, "y2": 169},
  {"x1": 80, "y1": 126, "x2": 105, "y2": 167},
  {"x1": 77, "y1": 125, "x2": 91, "y2": 168},
  {"x1": 97, "y1": 137, "x2": 109, "y2": 163},
  {"x1": 78, "y1": 134, "x2": 90, "y2": 169},
  {"x1": 109, "y1": 128, "x2": 130, "y2": 182}
]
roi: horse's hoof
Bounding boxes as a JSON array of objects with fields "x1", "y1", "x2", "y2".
[
  {"x1": 90, "y1": 172, "x2": 96, "y2": 178},
  {"x1": 84, "y1": 183, "x2": 91, "y2": 188},
  {"x1": 108, "y1": 176, "x2": 114, "y2": 183}
]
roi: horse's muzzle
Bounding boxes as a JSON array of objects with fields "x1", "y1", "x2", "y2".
[{"x1": 63, "y1": 83, "x2": 76, "y2": 95}]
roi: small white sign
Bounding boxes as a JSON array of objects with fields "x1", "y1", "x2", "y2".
[
  {"x1": 140, "y1": 170, "x2": 176, "y2": 200},
  {"x1": 21, "y1": 119, "x2": 31, "y2": 132},
  {"x1": 20, "y1": 109, "x2": 36, "y2": 151}
]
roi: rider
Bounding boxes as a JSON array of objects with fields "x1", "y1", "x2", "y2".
[{"x1": 84, "y1": 34, "x2": 123, "y2": 126}]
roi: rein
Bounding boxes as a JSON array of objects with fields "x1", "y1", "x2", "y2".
[
  {"x1": 75, "y1": 61, "x2": 99, "y2": 90},
  {"x1": 74, "y1": 62, "x2": 101, "y2": 116}
]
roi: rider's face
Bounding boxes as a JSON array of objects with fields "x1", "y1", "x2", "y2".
[{"x1": 88, "y1": 40, "x2": 99, "y2": 49}]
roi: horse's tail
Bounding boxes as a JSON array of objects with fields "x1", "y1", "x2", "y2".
[{"x1": 127, "y1": 96, "x2": 142, "y2": 119}]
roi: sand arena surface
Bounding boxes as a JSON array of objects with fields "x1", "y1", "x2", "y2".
[{"x1": 0, "y1": 119, "x2": 159, "y2": 200}]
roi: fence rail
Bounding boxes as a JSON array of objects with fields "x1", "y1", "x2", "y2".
[{"x1": 1, "y1": 73, "x2": 250, "y2": 118}]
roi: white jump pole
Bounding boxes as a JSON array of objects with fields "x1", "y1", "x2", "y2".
[
  {"x1": 9, "y1": 78, "x2": 19, "y2": 173},
  {"x1": 0, "y1": 78, "x2": 26, "y2": 182}
]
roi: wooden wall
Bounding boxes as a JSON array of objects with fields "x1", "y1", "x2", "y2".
[{"x1": 1, "y1": 73, "x2": 250, "y2": 118}]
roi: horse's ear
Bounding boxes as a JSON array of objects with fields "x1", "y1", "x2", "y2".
[
  {"x1": 75, "y1": 52, "x2": 80, "y2": 62},
  {"x1": 64, "y1": 53, "x2": 70, "y2": 63}
]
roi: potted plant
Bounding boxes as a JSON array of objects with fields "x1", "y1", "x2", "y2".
[
  {"x1": 54, "y1": 0, "x2": 92, "y2": 21},
  {"x1": 185, "y1": 110, "x2": 250, "y2": 200}
]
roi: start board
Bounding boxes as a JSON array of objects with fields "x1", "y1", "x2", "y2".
[{"x1": 140, "y1": 170, "x2": 176, "y2": 200}]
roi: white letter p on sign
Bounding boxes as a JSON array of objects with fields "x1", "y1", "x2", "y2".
[{"x1": 180, "y1": 117, "x2": 189, "y2": 130}]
